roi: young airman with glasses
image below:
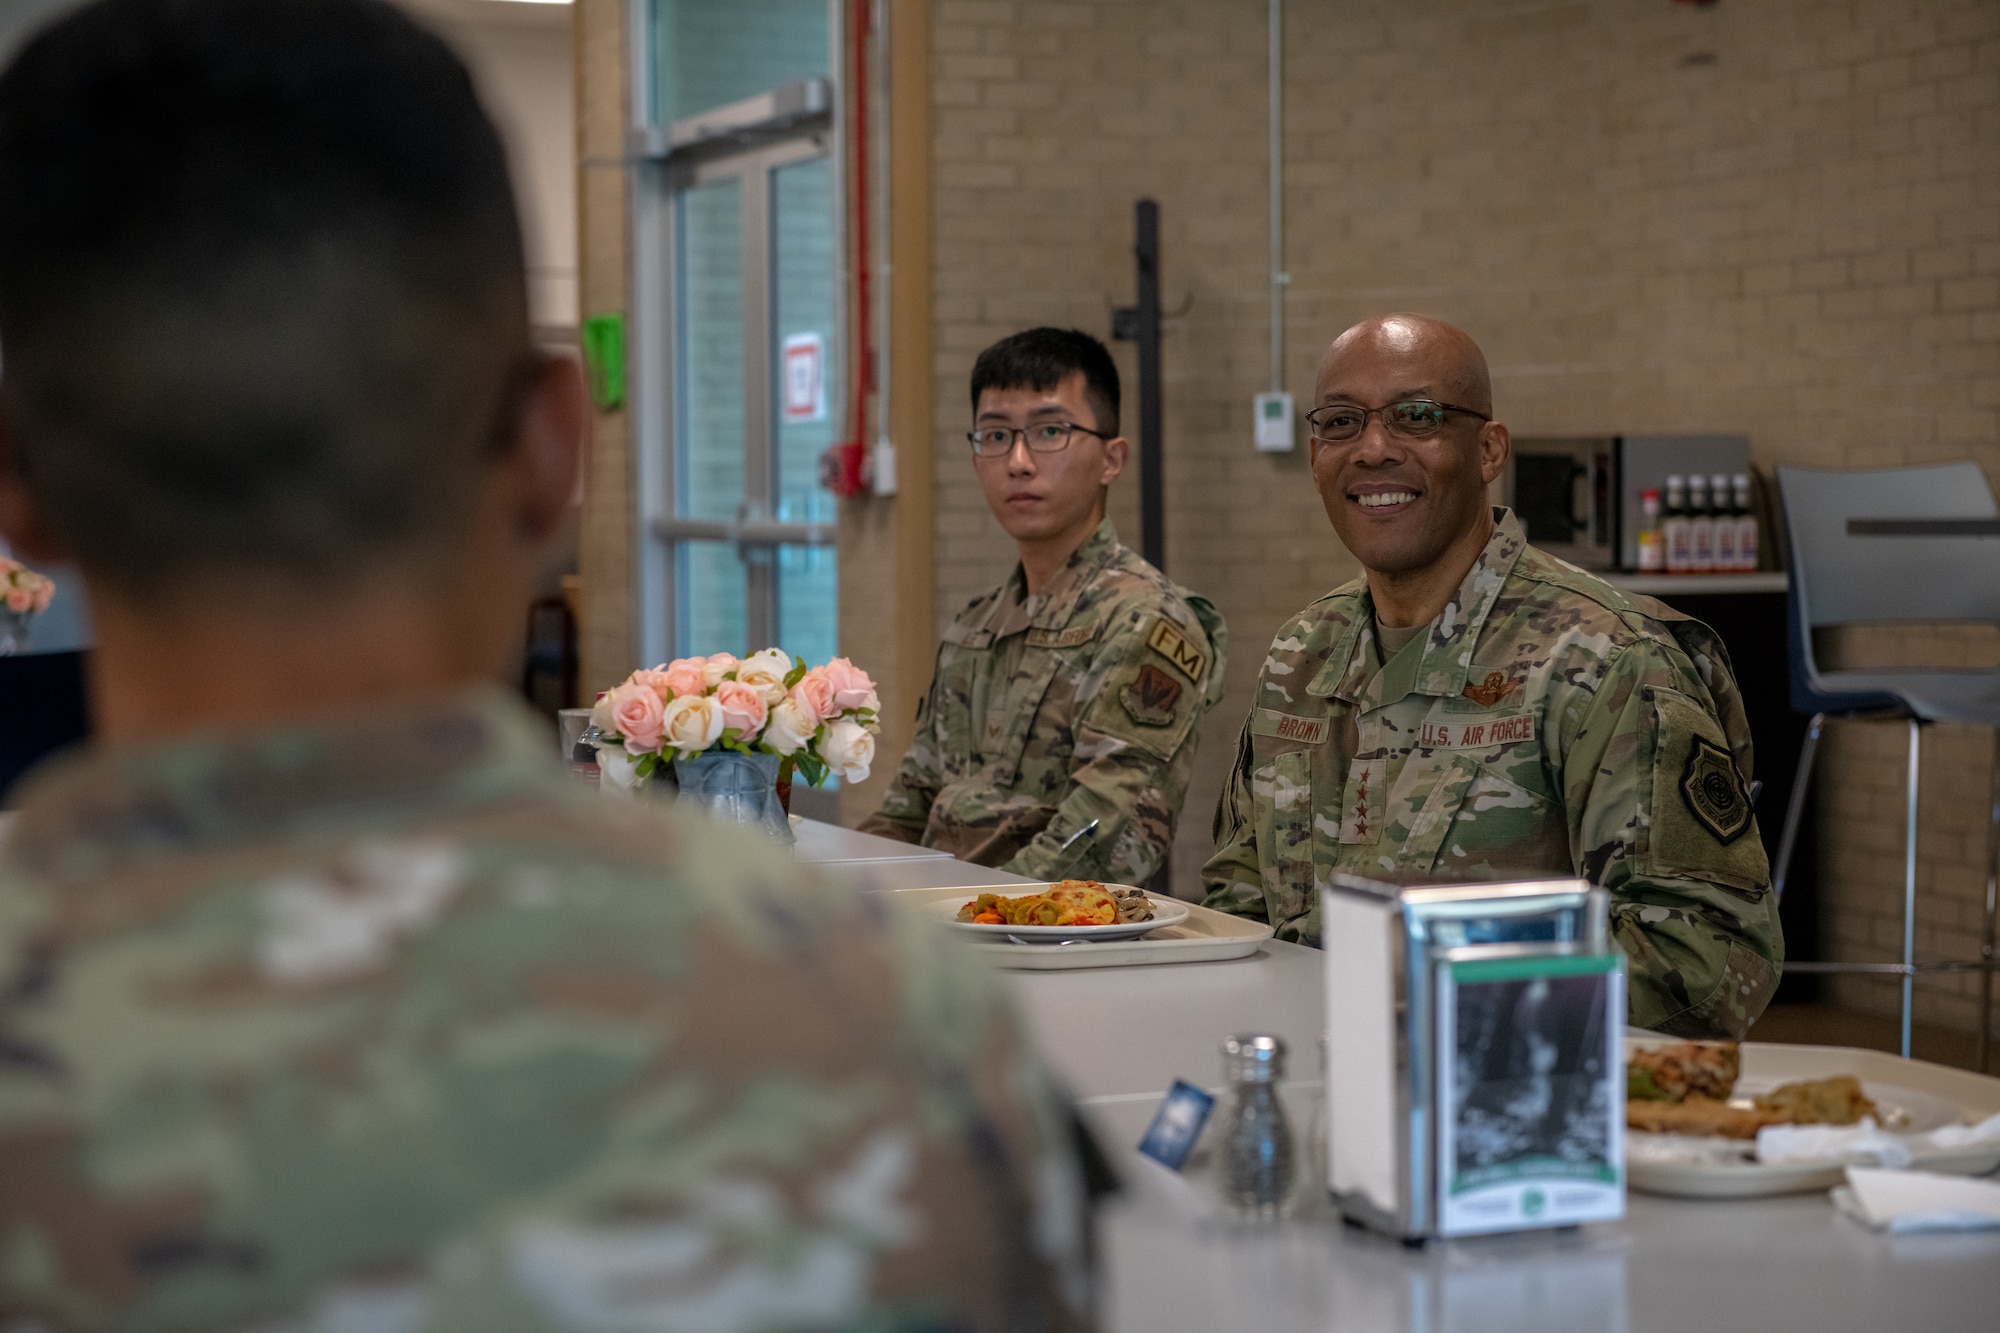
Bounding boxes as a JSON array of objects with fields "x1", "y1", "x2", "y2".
[
  {"x1": 860, "y1": 327, "x2": 1227, "y2": 884},
  {"x1": 1201, "y1": 313, "x2": 1783, "y2": 1039}
]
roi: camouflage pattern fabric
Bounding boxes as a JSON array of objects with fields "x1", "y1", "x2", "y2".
[
  {"x1": 0, "y1": 692, "x2": 1094, "y2": 1332},
  {"x1": 1202, "y1": 509, "x2": 1784, "y2": 1039},
  {"x1": 860, "y1": 521, "x2": 1227, "y2": 885}
]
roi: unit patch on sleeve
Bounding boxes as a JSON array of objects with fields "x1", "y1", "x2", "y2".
[
  {"x1": 1679, "y1": 735, "x2": 1752, "y2": 844},
  {"x1": 1145, "y1": 617, "x2": 1208, "y2": 684},
  {"x1": 1121, "y1": 663, "x2": 1184, "y2": 727}
]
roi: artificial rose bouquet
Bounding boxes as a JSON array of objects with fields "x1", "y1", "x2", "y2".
[
  {"x1": 590, "y1": 649, "x2": 880, "y2": 791},
  {"x1": 0, "y1": 558, "x2": 54, "y2": 617}
]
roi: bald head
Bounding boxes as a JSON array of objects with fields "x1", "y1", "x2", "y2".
[
  {"x1": 1318, "y1": 313, "x2": 1493, "y2": 416},
  {"x1": 1307, "y1": 312, "x2": 1511, "y2": 624}
]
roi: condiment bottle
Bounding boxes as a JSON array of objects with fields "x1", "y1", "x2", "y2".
[
  {"x1": 1636, "y1": 487, "x2": 1664, "y2": 572},
  {"x1": 1217, "y1": 1034, "x2": 1296, "y2": 1220},
  {"x1": 1712, "y1": 472, "x2": 1740, "y2": 573},
  {"x1": 1663, "y1": 475, "x2": 1691, "y2": 574},
  {"x1": 1687, "y1": 473, "x2": 1714, "y2": 574},
  {"x1": 1732, "y1": 473, "x2": 1758, "y2": 571}
]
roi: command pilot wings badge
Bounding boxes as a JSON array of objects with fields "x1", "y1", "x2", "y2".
[
  {"x1": 1680, "y1": 735, "x2": 1752, "y2": 844},
  {"x1": 1461, "y1": 671, "x2": 1520, "y2": 707}
]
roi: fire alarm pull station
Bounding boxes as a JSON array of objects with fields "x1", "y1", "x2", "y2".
[{"x1": 1254, "y1": 391, "x2": 1294, "y2": 452}]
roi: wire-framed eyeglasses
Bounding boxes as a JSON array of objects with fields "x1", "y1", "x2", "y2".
[
  {"x1": 1305, "y1": 398, "x2": 1490, "y2": 444},
  {"x1": 966, "y1": 421, "x2": 1112, "y2": 457}
]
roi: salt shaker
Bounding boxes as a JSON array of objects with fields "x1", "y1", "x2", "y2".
[{"x1": 1217, "y1": 1033, "x2": 1295, "y2": 1219}]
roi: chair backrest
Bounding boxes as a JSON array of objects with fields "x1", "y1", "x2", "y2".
[{"x1": 1776, "y1": 462, "x2": 2000, "y2": 629}]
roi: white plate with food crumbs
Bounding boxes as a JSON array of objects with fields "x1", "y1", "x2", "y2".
[
  {"x1": 937, "y1": 881, "x2": 1190, "y2": 943},
  {"x1": 1623, "y1": 1037, "x2": 2000, "y2": 1198}
]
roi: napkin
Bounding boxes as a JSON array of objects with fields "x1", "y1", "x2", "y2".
[
  {"x1": 1756, "y1": 1110, "x2": 2000, "y2": 1168},
  {"x1": 1831, "y1": 1166, "x2": 2000, "y2": 1234}
]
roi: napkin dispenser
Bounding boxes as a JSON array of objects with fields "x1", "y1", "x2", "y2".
[{"x1": 1322, "y1": 874, "x2": 1624, "y2": 1241}]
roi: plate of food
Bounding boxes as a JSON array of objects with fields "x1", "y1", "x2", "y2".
[
  {"x1": 937, "y1": 880, "x2": 1190, "y2": 943},
  {"x1": 1623, "y1": 1038, "x2": 2000, "y2": 1198}
]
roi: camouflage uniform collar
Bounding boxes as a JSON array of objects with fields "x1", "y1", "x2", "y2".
[
  {"x1": 1310, "y1": 508, "x2": 1528, "y2": 705},
  {"x1": 3, "y1": 688, "x2": 556, "y2": 865},
  {"x1": 981, "y1": 517, "x2": 1122, "y2": 636}
]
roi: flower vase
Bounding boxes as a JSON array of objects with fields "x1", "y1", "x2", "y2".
[
  {"x1": 673, "y1": 750, "x2": 794, "y2": 847},
  {"x1": 0, "y1": 609, "x2": 30, "y2": 657}
]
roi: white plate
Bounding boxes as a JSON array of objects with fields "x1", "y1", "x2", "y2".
[
  {"x1": 1623, "y1": 1039, "x2": 2000, "y2": 1199},
  {"x1": 935, "y1": 887, "x2": 1191, "y2": 943}
]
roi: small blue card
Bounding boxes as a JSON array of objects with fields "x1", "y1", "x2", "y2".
[{"x1": 1137, "y1": 1079, "x2": 1216, "y2": 1171}]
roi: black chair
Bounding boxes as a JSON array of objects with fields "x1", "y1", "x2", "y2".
[{"x1": 1770, "y1": 463, "x2": 2000, "y2": 1065}]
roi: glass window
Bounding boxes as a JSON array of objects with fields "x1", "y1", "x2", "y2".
[
  {"x1": 651, "y1": 0, "x2": 830, "y2": 124},
  {"x1": 674, "y1": 177, "x2": 743, "y2": 524}
]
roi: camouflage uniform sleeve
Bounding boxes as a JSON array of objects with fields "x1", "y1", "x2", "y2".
[
  {"x1": 1200, "y1": 713, "x2": 1275, "y2": 923},
  {"x1": 856, "y1": 652, "x2": 943, "y2": 845},
  {"x1": 1002, "y1": 595, "x2": 1227, "y2": 885},
  {"x1": 1562, "y1": 636, "x2": 1784, "y2": 1039}
]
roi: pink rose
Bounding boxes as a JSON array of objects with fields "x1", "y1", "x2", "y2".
[
  {"x1": 31, "y1": 582, "x2": 52, "y2": 613},
  {"x1": 714, "y1": 680, "x2": 769, "y2": 738},
  {"x1": 609, "y1": 683, "x2": 667, "y2": 754},
  {"x1": 702, "y1": 652, "x2": 740, "y2": 689},
  {"x1": 629, "y1": 668, "x2": 675, "y2": 701},
  {"x1": 3, "y1": 587, "x2": 29, "y2": 614},
  {"x1": 662, "y1": 657, "x2": 709, "y2": 698},
  {"x1": 819, "y1": 657, "x2": 878, "y2": 712},
  {"x1": 789, "y1": 669, "x2": 836, "y2": 723}
]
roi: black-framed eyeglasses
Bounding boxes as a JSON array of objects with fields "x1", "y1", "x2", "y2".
[
  {"x1": 1304, "y1": 398, "x2": 1490, "y2": 444},
  {"x1": 966, "y1": 421, "x2": 1111, "y2": 457}
]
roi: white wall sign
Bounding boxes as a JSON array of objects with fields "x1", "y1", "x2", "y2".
[{"x1": 781, "y1": 332, "x2": 827, "y2": 424}]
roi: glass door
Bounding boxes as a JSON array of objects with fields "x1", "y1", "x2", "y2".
[
  {"x1": 631, "y1": 0, "x2": 840, "y2": 669},
  {"x1": 659, "y1": 137, "x2": 838, "y2": 663}
]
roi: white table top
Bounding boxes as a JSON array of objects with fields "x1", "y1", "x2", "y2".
[
  {"x1": 866, "y1": 853, "x2": 2000, "y2": 1332},
  {"x1": 790, "y1": 816, "x2": 955, "y2": 865}
]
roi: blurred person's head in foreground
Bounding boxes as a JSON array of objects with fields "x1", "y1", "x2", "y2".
[
  {"x1": 0, "y1": 4, "x2": 1097, "y2": 1329},
  {"x1": 0, "y1": 0, "x2": 584, "y2": 739}
]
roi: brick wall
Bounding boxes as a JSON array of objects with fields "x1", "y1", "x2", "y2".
[{"x1": 923, "y1": 0, "x2": 1999, "y2": 1030}]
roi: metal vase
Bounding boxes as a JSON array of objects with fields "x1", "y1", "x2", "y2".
[
  {"x1": 0, "y1": 609, "x2": 30, "y2": 657},
  {"x1": 672, "y1": 749, "x2": 794, "y2": 847}
]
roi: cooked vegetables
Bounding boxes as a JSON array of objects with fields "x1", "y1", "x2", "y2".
[{"x1": 954, "y1": 880, "x2": 1135, "y2": 928}]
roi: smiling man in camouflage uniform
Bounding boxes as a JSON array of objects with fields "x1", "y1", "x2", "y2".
[
  {"x1": 1202, "y1": 314, "x2": 1782, "y2": 1039},
  {"x1": 0, "y1": 3, "x2": 1095, "y2": 1328},
  {"x1": 860, "y1": 329, "x2": 1226, "y2": 884}
]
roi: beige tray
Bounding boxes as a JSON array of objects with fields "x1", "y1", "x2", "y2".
[
  {"x1": 883, "y1": 884, "x2": 1274, "y2": 970},
  {"x1": 1625, "y1": 1039, "x2": 2000, "y2": 1199}
]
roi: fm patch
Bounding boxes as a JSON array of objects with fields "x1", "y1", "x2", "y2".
[
  {"x1": 1462, "y1": 671, "x2": 1520, "y2": 707},
  {"x1": 1122, "y1": 664, "x2": 1184, "y2": 726},
  {"x1": 1146, "y1": 618, "x2": 1208, "y2": 684},
  {"x1": 1680, "y1": 736, "x2": 1751, "y2": 844}
]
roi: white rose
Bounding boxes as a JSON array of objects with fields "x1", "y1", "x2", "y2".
[
  {"x1": 661, "y1": 694, "x2": 725, "y2": 753},
  {"x1": 820, "y1": 718, "x2": 876, "y2": 783},
  {"x1": 735, "y1": 648, "x2": 794, "y2": 705},
  {"x1": 595, "y1": 743, "x2": 643, "y2": 793},
  {"x1": 589, "y1": 691, "x2": 618, "y2": 734},
  {"x1": 700, "y1": 652, "x2": 739, "y2": 690},
  {"x1": 761, "y1": 698, "x2": 818, "y2": 756}
]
